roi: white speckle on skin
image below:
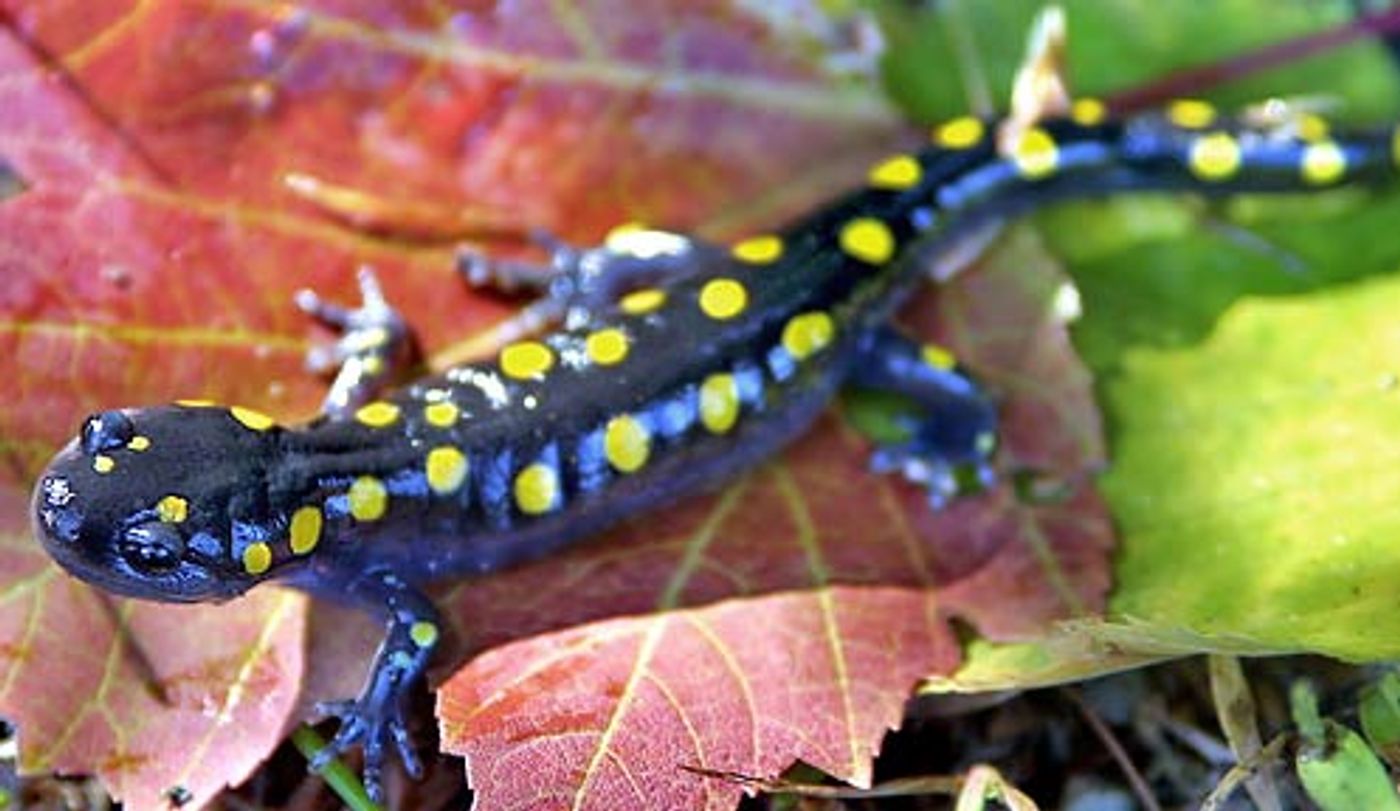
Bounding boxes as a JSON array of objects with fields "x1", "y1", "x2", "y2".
[
  {"x1": 447, "y1": 367, "x2": 511, "y2": 409},
  {"x1": 44, "y1": 477, "x2": 73, "y2": 506}
]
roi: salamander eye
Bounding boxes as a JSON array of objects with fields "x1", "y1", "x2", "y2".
[
  {"x1": 80, "y1": 411, "x2": 135, "y2": 456},
  {"x1": 119, "y1": 522, "x2": 185, "y2": 575}
]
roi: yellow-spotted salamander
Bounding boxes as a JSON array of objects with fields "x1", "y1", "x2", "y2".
[{"x1": 28, "y1": 101, "x2": 1400, "y2": 800}]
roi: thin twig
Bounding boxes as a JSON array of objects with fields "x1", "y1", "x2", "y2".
[
  {"x1": 1107, "y1": 7, "x2": 1400, "y2": 114},
  {"x1": 1063, "y1": 687, "x2": 1164, "y2": 811}
]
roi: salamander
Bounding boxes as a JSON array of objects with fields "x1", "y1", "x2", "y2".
[{"x1": 28, "y1": 99, "x2": 1400, "y2": 800}]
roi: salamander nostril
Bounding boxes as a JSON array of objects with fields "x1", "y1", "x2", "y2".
[{"x1": 80, "y1": 411, "x2": 135, "y2": 456}]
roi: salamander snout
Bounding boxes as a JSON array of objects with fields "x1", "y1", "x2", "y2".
[{"x1": 32, "y1": 404, "x2": 282, "y2": 602}]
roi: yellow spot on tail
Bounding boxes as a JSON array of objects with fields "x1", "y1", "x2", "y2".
[
  {"x1": 781, "y1": 312, "x2": 835, "y2": 360},
  {"x1": 1188, "y1": 132, "x2": 1242, "y2": 181},
  {"x1": 156, "y1": 495, "x2": 188, "y2": 524},
  {"x1": 176, "y1": 399, "x2": 215, "y2": 408},
  {"x1": 1298, "y1": 114, "x2": 1330, "y2": 143},
  {"x1": 699, "y1": 278, "x2": 748, "y2": 320},
  {"x1": 93, "y1": 455, "x2": 115, "y2": 474},
  {"x1": 500, "y1": 341, "x2": 555, "y2": 381},
  {"x1": 585, "y1": 328, "x2": 630, "y2": 366},
  {"x1": 354, "y1": 401, "x2": 400, "y2": 428},
  {"x1": 514, "y1": 463, "x2": 559, "y2": 515},
  {"x1": 1301, "y1": 141, "x2": 1347, "y2": 185},
  {"x1": 242, "y1": 542, "x2": 272, "y2": 575},
  {"x1": 838, "y1": 217, "x2": 895, "y2": 265},
  {"x1": 289, "y1": 506, "x2": 323, "y2": 555},
  {"x1": 604, "y1": 415, "x2": 651, "y2": 473},
  {"x1": 1010, "y1": 127, "x2": 1059, "y2": 179},
  {"x1": 700, "y1": 373, "x2": 740, "y2": 435},
  {"x1": 868, "y1": 155, "x2": 922, "y2": 190},
  {"x1": 933, "y1": 116, "x2": 984, "y2": 149},
  {"x1": 426, "y1": 446, "x2": 469, "y2": 495},
  {"x1": 348, "y1": 476, "x2": 388, "y2": 521},
  {"x1": 1168, "y1": 98, "x2": 1215, "y2": 129},
  {"x1": 921, "y1": 344, "x2": 956, "y2": 370},
  {"x1": 230, "y1": 406, "x2": 275, "y2": 431},
  {"x1": 410, "y1": 621, "x2": 439, "y2": 648},
  {"x1": 126, "y1": 435, "x2": 151, "y2": 452},
  {"x1": 619, "y1": 288, "x2": 666, "y2": 315},
  {"x1": 423, "y1": 401, "x2": 459, "y2": 428},
  {"x1": 1071, "y1": 98, "x2": 1107, "y2": 126},
  {"x1": 731, "y1": 235, "x2": 784, "y2": 264}
]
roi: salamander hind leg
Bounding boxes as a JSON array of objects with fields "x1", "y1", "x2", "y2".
[
  {"x1": 457, "y1": 223, "x2": 725, "y2": 331},
  {"x1": 306, "y1": 568, "x2": 442, "y2": 804},
  {"x1": 850, "y1": 327, "x2": 998, "y2": 508},
  {"x1": 297, "y1": 266, "x2": 417, "y2": 418}
]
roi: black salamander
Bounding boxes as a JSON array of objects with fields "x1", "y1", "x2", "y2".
[{"x1": 30, "y1": 100, "x2": 1400, "y2": 799}]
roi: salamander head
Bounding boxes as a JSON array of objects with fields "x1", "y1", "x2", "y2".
[{"x1": 32, "y1": 403, "x2": 283, "y2": 602}]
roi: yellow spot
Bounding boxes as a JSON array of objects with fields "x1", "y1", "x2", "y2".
[
  {"x1": 500, "y1": 341, "x2": 555, "y2": 380},
  {"x1": 585, "y1": 328, "x2": 630, "y2": 366},
  {"x1": 604, "y1": 415, "x2": 651, "y2": 473},
  {"x1": 1071, "y1": 98, "x2": 1107, "y2": 126},
  {"x1": 423, "y1": 401, "x2": 459, "y2": 428},
  {"x1": 1168, "y1": 98, "x2": 1215, "y2": 129},
  {"x1": 230, "y1": 406, "x2": 276, "y2": 431},
  {"x1": 731, "y1": 235, "x2": 784, "y2": 264},
  {"x1": 156, "y1": 495, "x2": 188, "y2": 524},
  {"x1": 126, "y1": 435, "x2": 151, "y2": 452},
  {"x1": 93, "y1": 455, "x2": 115, "y2": 474},
  {"x1": 921, "y1": 344, "x2": 956, "y2": 370},
  {"x1": 513, "y1": 463, "x2": 559, "y2": 515},
  {"x1": 868, "y1": 155, "x2": 922, "y2": 190},
  {"x1": 698, "y1": 278, "x2": 748, "y2": 320},
  {"x1": 1298, "y1": 114, "x2": 1330, "y2": 143},
  {"x1": 780, "y1": 312, "x2": 835, "y2": 360},
  {"x1": 699, "y1": 373, "x2": 740, "y2": 434},
  {"x1": 289, "y1": 506, "x2": 323, "y2": 555},
  {"x1": 426, "y1": 446, "x2": 469, "y2": 495},
  {"x1": 242, "y1": 542, "x2": 272, "y2": 575},
  {"x1": 362, "y1": 355, "x2": 384, "y2": 375},
  {"x1": 348, "y1": 476, "x2": 388, "y2": 522},
  {"x1": 604, "y1": 221, "x2": 647, "y2": 249},
  {"x1": 1301, "y1": 141, "x2": 1347, "y2": 185},
  {"x1": 933, "y1": 116, "x2": 984, "y2": 149},
  {"x1": 1011, "y1": 127, "x2": 1059, "y2": 179},
  {"x1": 1188, "y1": 132, "x2": 1242, "y2": 181},
  {"x1": 355, "y1": 401, "x2": 400, "y2": 428},
  {"x1": 410, "y1": 621, "x2": 439, "y2": 648},
  {"x1": 619, "y1": 288, "x2": 666, "y2": 315},
  {"x1": 176, "y1": 399, "x2": 215, "y2": 408},
  {"x1": 838, "y1": 217, "x2": 896, "y2": 265}
]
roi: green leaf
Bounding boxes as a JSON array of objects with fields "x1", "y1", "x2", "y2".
[
  {"x1": 1359, "y1": 671, "x2": 1400, "y2": 766},
  {"x1": 1293, "y1": 681, "x2": 1400, "y2": 810},
  {"x1": 1093, "y1": 229, "x2": 1400, "y2": 660}
]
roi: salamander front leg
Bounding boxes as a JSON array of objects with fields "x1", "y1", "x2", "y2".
[
  {"x1": 307, "y1": 568, "x2": 441, "y2": 804},
  {"x1": 296, "y1": 266, "x2": 417, "y2": 418},
  {"x1": 850, "y1": 327, "x2": 998, "y2": 508}
]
